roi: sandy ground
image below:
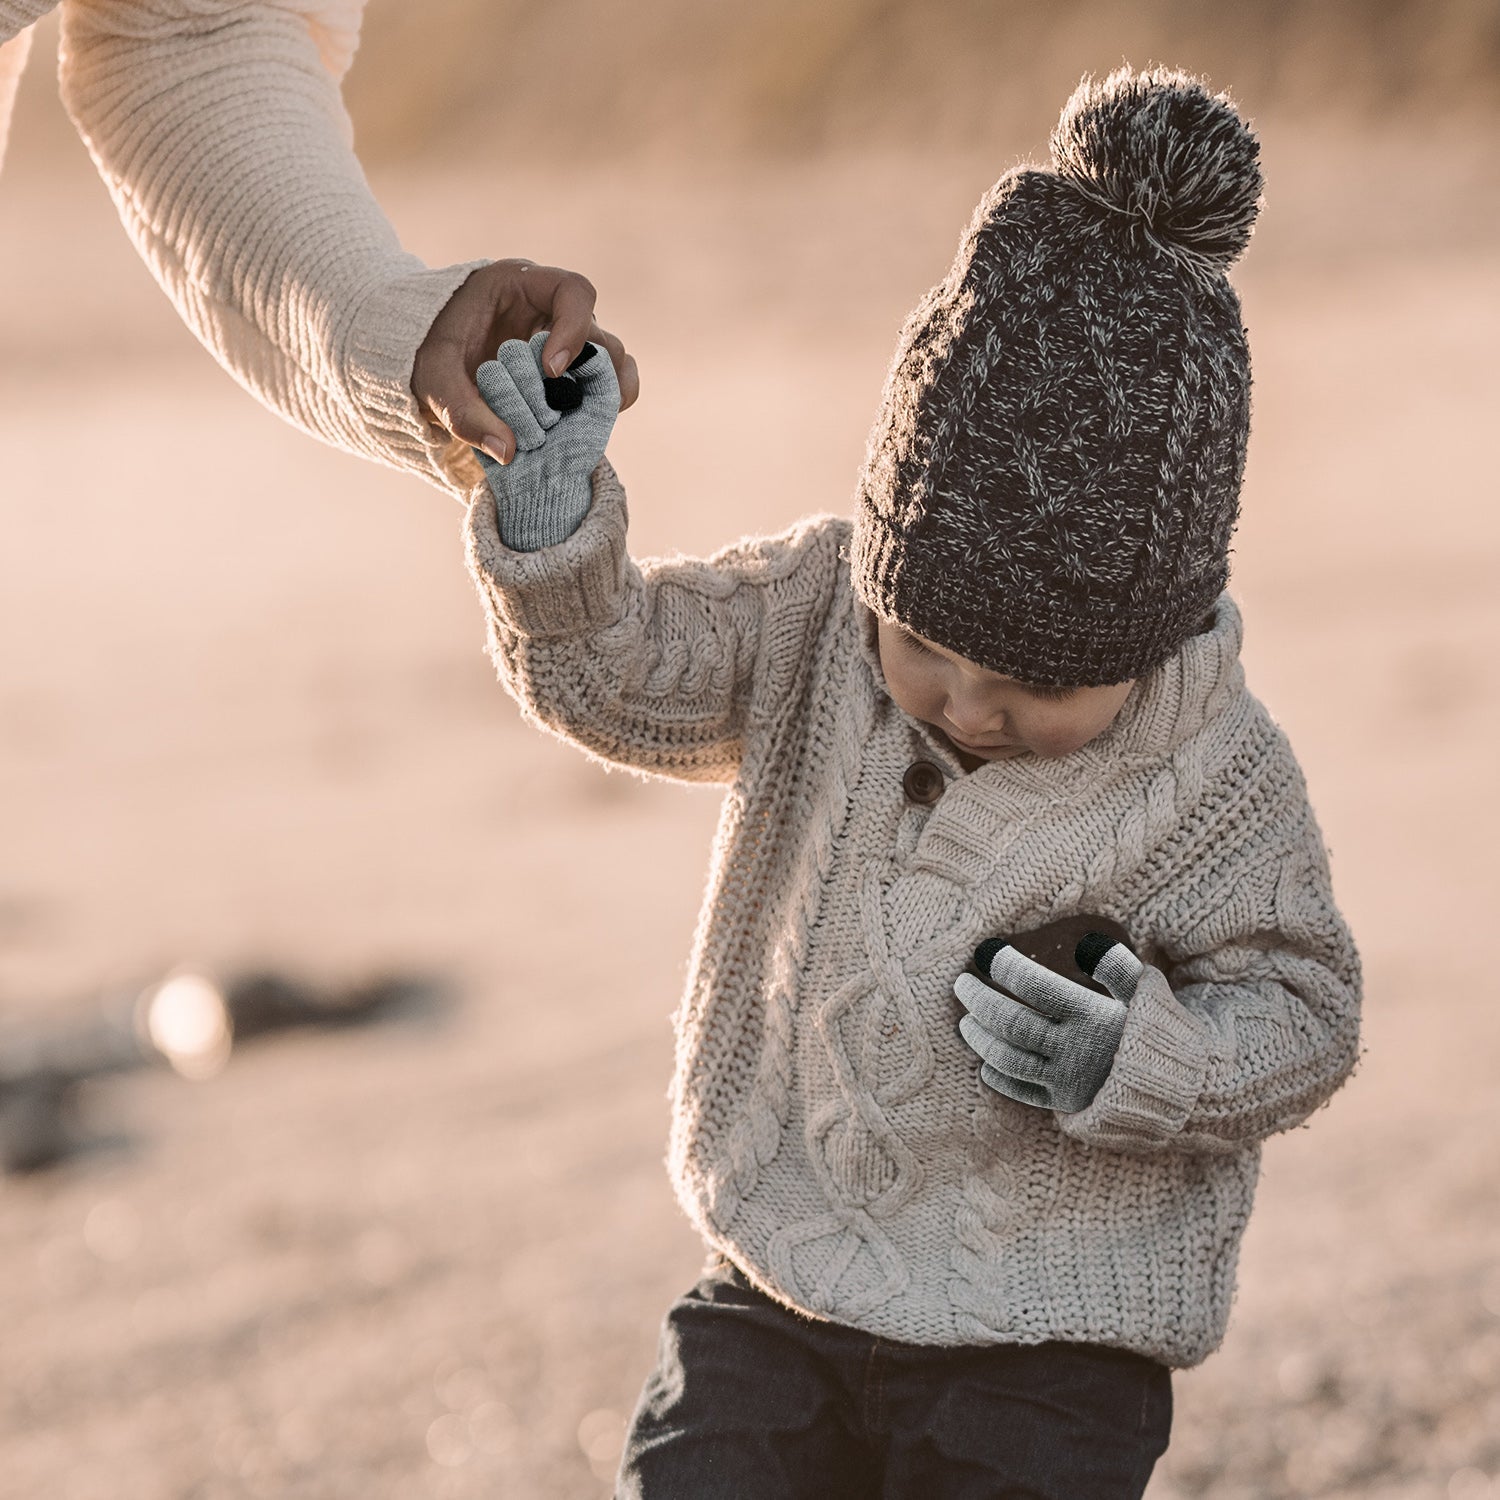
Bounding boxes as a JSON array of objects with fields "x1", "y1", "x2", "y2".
[{"x1": 3, "y1": 45, "x2": 1500, "y2": 1499}]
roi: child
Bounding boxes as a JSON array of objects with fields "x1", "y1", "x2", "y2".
[{"x1": 464, "y1": 67, "x2": 1361, "y2": 1499}]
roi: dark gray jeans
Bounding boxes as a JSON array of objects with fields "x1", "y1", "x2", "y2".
[{"x1": 617, "y1": 1257, "x2": 1171, "y2": 1500}]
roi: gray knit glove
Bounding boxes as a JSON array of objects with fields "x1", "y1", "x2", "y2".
[
  {"x1": 954, "y1": 933, "x2": 1144, "y2": 1112},
  {"x1": 473, "y1": 330, "x2": 620, "y2": 552}
]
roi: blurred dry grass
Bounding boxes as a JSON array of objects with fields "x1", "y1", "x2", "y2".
[
  {"x1": 346, "y1": 0, "x2": 1500, "y2": 160},
  {"x1": 2, "y1": 4, "x2": 1499, "y2": 1498}
]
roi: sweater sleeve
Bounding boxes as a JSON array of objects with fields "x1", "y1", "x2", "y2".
[
  {"x1": 0, "y1": 7, "x2": 49, "y2": 174},
  {"x1": 465, "y1": 462, "x2": 845, "y2": 785},
  {"x1": 56, "y1": 0, "x2": 486, "y2": 492},
  {"x1": 1057, "y1": 766, "x2": 1363, "y2": 1158},
  {"x1": 0, "y1": 1, "x2": 55, "y2": 41}
]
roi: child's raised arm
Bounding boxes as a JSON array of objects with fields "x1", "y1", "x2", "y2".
[{"x1": 465, "y1": 336, "x2": 846, "y2": 785}]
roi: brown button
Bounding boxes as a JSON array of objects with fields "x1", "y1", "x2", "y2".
[{"x1": 902, "y1": 759, "x2": 946, "y2": 805}]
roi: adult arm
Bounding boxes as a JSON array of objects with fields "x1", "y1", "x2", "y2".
[
  {"x1": 0, "y1": 5, "x2": 51, "y2": 173},
  {"x1": 55, "y1": 0, "x2": 639, "y2": 491}
]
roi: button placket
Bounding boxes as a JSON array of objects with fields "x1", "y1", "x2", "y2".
[{"x1": 903, "y1": 748, "x2": 1001, "y2": 882}]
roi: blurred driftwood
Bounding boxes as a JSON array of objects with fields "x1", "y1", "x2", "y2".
[{"x1": 0, "y1": 971, "x2": 445, "y2": 1174}]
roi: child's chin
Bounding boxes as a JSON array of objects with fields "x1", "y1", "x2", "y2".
[{"x1": 943, "y1": 731, "x2": 1028, "y2": 761}]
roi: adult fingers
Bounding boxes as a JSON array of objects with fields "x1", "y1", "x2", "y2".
[
  {"x1": 1074, "y1": 933, "x2": 1145, "y2": 1003},
  {"x1": 431, "y1": 318, "x2": 632, "y2": 457},
  {"x1": 412, "y1": 260, "x2": 631, "y2": 462},
  {"x1": 953, "y1": 973, "x2": 1054, "y2": 1055},
  {"x1": 974, "y1": 940, "x2": 1100, "y2": 1023},
  {"x1": 412, "y1": 264, "x2": 536, "y2": 463},
  {"x1": 525, "y1": 271, "x2": 635, "y2": 407},
  {"x1": 584, "y1": 321, "x2": 639, "y2": 410},
  {"x1": 527, "y1": 266, "x2": 602, "y2": 377},
  {"x1": 958, "y1": 1016, "x2": 1048, "y2": 1081},
  {"x1": 420, "y1": 359, "x2": 519, "y2": 465}
]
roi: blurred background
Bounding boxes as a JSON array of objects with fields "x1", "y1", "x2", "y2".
[{"x1": 1, "y1": 1, "x2": 1498, "y2": 1496}]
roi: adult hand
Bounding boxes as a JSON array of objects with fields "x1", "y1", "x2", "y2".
[
  {"x1": 411, "y1": 259, "x2": 639, "y2": 466},
  {"x1": 953, "y1": 933, "x2": 1144, "y2": 1112}
]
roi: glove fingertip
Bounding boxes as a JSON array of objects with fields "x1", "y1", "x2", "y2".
[
  {"x1": 974, "y1": 937, "x2": 1010, "y2": 976},
  {"x1": 567, "y1": 341, "x2": 600, "y2": 372},
  {"x1": 541, "y1": 374, "x2": 584, "y2": 412},
  {"x1": 1075, "y1": 931, "x2": 1121, "y2": 978}
]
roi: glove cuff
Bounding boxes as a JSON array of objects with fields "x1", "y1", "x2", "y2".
[
  {"x1": 466, "y1": 461, "x2": 630, "y2": 640},
  {"x1": 1055, "y1": 964, "x2": 1210, "y2": 1147},
  {"x1": 483, "y1": 469, "x2": 593, "y2": 552}
]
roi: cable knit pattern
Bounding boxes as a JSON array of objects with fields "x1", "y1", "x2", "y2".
[
  {"x1": 2, "y1": 1, "x2": 484, "y2": 491},
  {"x1": 465, "y1": 466, "x2": 1362, "y2": 1368}
]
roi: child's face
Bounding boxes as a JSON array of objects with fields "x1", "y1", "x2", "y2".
[{"x1": 875, "y1": 619, "x2": 1135, "y2": 762}]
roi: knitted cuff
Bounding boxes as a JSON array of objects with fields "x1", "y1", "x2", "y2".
[
  {"x1": 465, "y1": 460, "x2": 630, "y2": 640},
  {"x1": 1054, "y1": 964, "x2": 1211, "y2": 1152},
  {"x1": 343, "y1": 258, "x2": 493, "y2": 494},
  {"x1": 490, "y1": 475, "x2": 594, "y2": 553}
]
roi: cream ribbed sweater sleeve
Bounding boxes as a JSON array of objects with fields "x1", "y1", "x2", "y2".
[
  {"x1": 466, "y1": 463, "x2": 844, "y2": 785},
  {"x1": 1, "y1": 2, "x2": 58, "y2": 175},
  {"x1": 53, "y1": 0, "x2": 486, "y2": 490},
  {"x1": 0, "y1": 6, "x2": 50, "y2": 173},
  {"x1": 1059, "y1": 779, "x2": 1362, "y2": 1157},
  {"x1": 0, "y1": 1, "x2": 54, "y2": 43}
]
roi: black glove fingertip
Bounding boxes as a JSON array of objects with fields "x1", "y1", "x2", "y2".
[
  {"x1": 542, "y1": 341, "x2": 605, "y2": 410},
  {"x1": 973, "y1": 937, "x2": 1011, "y2": 976},
  {"x1": 541, "y1": 374, "x2": 584, "y2": 412},
  {"x1": 1075, "y1": 931, "x2": 1126, "y2": 978}
]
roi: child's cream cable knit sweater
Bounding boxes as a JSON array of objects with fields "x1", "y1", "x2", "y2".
[
  {"x1": 467, "y1": 463, "x2": 1362, "y2": 1368},
  {"x1": 0, "y1": 0, "x2": 483, "y2": 490}
]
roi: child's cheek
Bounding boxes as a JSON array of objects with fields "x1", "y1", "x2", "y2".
[
  {"x1": 885, "y1": 658, "x2": 944, "y2": 726},
  {"x1": 1023, "y1": 729, "x2": 1079, "y2": 759}
]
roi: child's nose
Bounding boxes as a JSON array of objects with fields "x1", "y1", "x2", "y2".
[{"x1": 944, "y1": 697, "x2": 1006, "y2": 738}]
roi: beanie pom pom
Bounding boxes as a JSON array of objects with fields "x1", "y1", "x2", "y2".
[{"x1": 1051, "y1": 66, "x2": 1262, "y2": 271}]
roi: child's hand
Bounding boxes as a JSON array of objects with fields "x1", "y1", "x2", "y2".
[
  {"x1": 413, "y1": 259, "x2": 637, "y2": 465},
  {"x1": 953, "y1": 933, "x2": 1144, "y2": 1112},
  {"x1": 473, "y1": 331, "x2": 620, "y2": 551}
]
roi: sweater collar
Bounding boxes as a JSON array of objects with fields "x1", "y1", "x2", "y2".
[{"x1": 856, "y1": 591, "x2": 1246, "y2": 775}]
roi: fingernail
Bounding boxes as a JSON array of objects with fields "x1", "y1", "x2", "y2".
[
  {"x1": 480, "y1": 437, "x2": 510, "y2": 466},
  {"x1": 546, "y1": 347, "x2": 571, "y2": 377}
]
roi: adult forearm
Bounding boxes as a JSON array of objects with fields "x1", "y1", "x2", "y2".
[
  {"x1": 1, "y1": 4, "x2": 53, "y2": 173},
  {"x1": 58, "y1": 0, "x2": 484, "y2": 488},
  {"x1": 0, "y1": 1, "x2": 53, "y2": 45}
]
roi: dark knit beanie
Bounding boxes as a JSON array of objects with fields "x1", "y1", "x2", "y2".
[{"x1": 851, "y1": 66, "x2": 1263, "y2": 686}]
